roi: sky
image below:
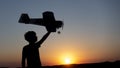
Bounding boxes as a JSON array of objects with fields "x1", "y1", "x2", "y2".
[{"x1": 0, "y1": 0, "x2": 120, "y2": 67}]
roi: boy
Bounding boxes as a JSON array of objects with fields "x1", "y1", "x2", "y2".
[{"x1": 22, "y1": 31, "x2": 51, "y2": 68}]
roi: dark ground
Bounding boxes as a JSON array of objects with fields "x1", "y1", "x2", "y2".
[
  {"x1": 42, "y1": 60, "x2": 120, "y2": 68},
  {"x1": 1, "y1": 60, "x2": 120, "y2": 68}
]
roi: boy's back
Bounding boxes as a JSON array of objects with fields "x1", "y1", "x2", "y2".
[{"x1": 22, "y1": 44, "x2": 41, "y2": 68}]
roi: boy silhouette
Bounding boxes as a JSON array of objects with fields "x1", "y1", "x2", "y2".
[{"x1": 22, "y1": 31, "x2": 51, "y2": 68}]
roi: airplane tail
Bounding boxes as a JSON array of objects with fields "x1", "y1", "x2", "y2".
[{"x1": 18, "y1": 13, "x2": 30, "y2": 24}]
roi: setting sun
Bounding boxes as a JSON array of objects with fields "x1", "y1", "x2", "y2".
[
  {"x1": 59, "y1": 53, "x2": 77, "y2": 65},
  {"x1": 65, "y1": 58, "x2": 71, "y2": 64}
]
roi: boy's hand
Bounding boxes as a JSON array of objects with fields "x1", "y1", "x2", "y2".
[
  {"x1": 47, "y1": 30, "x2": 55, "y2": 33},
  {"x1": 48, "y1": 31, "x2": 51, "y2": 34}
]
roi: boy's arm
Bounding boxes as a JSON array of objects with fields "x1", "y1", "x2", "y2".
[{"x1": 37, "y1": 31, "x2": 51, "y2": 47}]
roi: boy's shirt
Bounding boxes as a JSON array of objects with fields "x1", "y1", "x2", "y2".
[{"x1": 22, "y1": 43, "x2": 41, "y2": 68}]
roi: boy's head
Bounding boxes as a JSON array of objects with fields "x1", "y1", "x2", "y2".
[{"x1": 24, "y1": 31, "x2": 37, "y2": 43}]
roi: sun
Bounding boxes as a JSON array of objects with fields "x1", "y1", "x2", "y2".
[
  {"x1": 59, "y1": 53, "x2": 76, "y2": 65},
  {"x1": 64, "y1": 58, "x2": 71, "y2": 64}
]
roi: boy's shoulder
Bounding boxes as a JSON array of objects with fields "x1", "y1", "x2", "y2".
[{"x1": 23, "y1": 45, "x2": 29, "y2": 49}]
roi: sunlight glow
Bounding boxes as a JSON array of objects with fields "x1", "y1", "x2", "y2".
[
  {"x1": 65, "y1": 58, "x2": 71, "y2": 64},
  {"x1": 59, "y1": 52, "x2": 78, "y2": 65}
]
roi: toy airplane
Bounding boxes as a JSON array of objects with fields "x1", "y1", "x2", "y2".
[{"x1": 18, "y1": 11, "x2": 64, "y2": 33}]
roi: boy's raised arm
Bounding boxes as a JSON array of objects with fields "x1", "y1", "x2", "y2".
[{"x1": 37, "y1": 31, "x2": 51, "y2": 47}]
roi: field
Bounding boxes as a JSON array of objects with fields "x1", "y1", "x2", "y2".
[
  {"x1": 43, "y1": 61, "x2": 120, "y2": 68},
  {"x1": 1, "y1": 60, "x2": 120, "y2": 68}
]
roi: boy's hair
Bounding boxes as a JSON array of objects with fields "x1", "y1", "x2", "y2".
[{"x1": 24, "y1": 31, "x2": 37, "y2": 43}]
